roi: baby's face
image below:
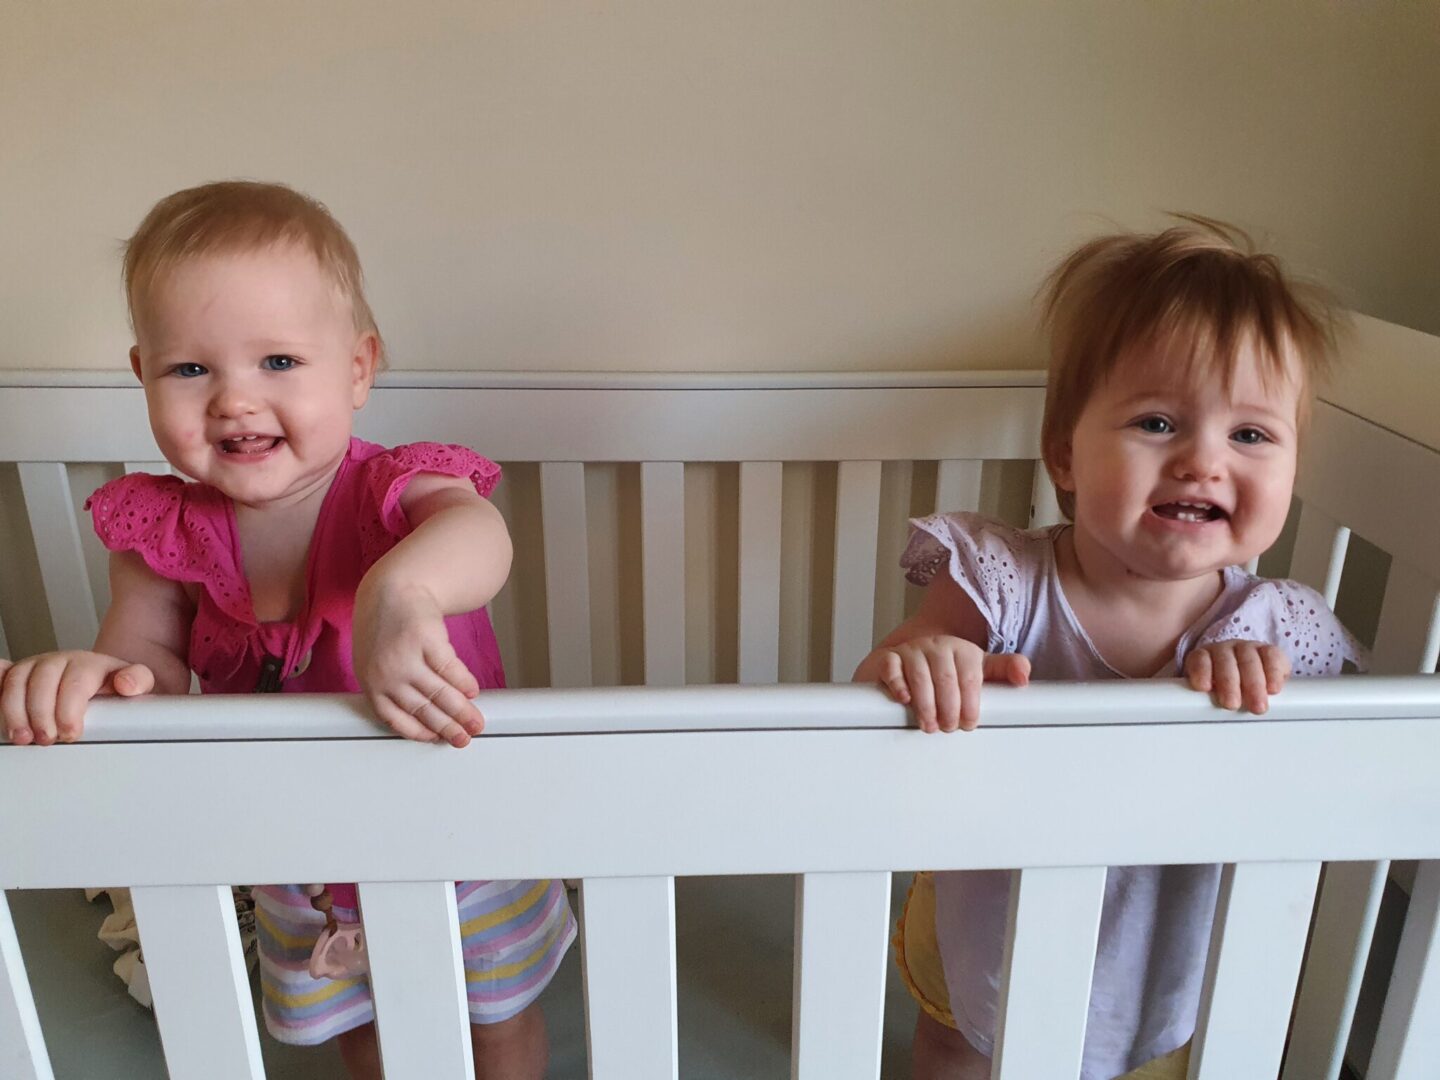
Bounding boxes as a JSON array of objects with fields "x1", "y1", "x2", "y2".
[
  {"x1": 1054, "y1": 339, "x2": 1303, "y2": 583},
  {"x1": 129, "y1": 243, "x2": 377, "y2": 510}
]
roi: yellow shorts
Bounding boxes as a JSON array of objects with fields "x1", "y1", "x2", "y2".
[{"x1": 895, "y1": 872, "x2": 1190, "y2": 1080}]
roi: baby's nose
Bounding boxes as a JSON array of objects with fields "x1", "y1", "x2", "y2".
[{"x1": 208, "y1": 380, "x2": 258, "y2": 417}]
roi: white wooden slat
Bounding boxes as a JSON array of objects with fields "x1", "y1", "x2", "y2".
[
  {"x1": 1283, "y1": 861, "x2": 1390, "y2": 1080},
  {"x1": 580, "y1": 876, "x2": 677, "y2": 1080},
  {"x1": 738, "y1": 461, "x2": 782, "y2": 684},
  {"x1": 934, "y1": 459, "x2": 982, "y2": 515},
  {"x1": 1370, "y1": 560, "x2": 1440, "y2": 675},
  {"x1": 1028, "y1": 461, "x2": 1063, "y2": 527},
  {"x1": 359, "y1": 881, "x2": 473, "y2": 1079},
  {"x1": 0, "y1": 891, "x2": 52, "y2": 1080},
  {"x1": 540, "y1": 462, "x2": 593, "y2": 688},
  {"x1": 17, "y1": 462, "x2": 99, "y2": 650},
  {"x1": 1244, "y1": 555, "x2": 1261, "y2": 575},
  {"x1": 641, "y1": 462, "x2": 686, "y2": 687},
  {"x1": 129, "y1": 884, "x2": 264, "y2": 1080},
  {"x1": 992, "y1": 866, "x2": 1106, "y2": 1080},
  {"x1": 1189, "y1": 861, "x2": 1321, "y2": 1080},
  {"x1": 1288, "y1": 502, "x2": 1350, "y2": 607},
  {"x1": 830, "y1": 460, "x2": 882, "y2": 680},
  {"x1": 124, "y1": 461, "x2": 171, "y2": 476},
  {"x1": 791, "y1": 871, "x2": 891, "y2": 1080},
  {"x1": 1369, "y1": 860, "x2": 1440, "y2": 1079}
]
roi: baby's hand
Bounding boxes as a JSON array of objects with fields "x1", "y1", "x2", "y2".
[
  {"x1": 1184, "y1": 640, "x2": 1291, "y2": 714},
  {"x1": 352, "y1": 580, "x2": 485, "y2": 748},
  {"x1": 861, "y1": 636, "x2": 1030, "y2": 733},
  {"x1": 0, "y1": 652, "x2": 155, "y2": 745}
]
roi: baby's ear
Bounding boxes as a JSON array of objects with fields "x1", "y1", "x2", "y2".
[
  {"x1": 1046, "y1": 437, "x2": 1075, "y2": 493},
  {"x1": 351, "y1": 332, "x2": 381, "y2": 409},
  {"x1": 129, "y1": 346, "x2": 144, "y2": 382}
]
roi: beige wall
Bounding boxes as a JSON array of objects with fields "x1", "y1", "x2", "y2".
[{"x1": 3, "y1": 2, "x2": 1437, "y2": 376}]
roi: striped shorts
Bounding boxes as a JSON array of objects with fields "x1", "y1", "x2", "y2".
[{"x1": 253, "y1": 879, "x2": 576, "y2": 1045}]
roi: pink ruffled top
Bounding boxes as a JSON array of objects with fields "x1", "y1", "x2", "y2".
[{"x1": 86, "y1": 438, "x2": 507, "y2": 697}]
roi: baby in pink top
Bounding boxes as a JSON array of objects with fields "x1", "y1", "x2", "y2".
[{"x1": 0, "y1": 181, "x2": 573, "y2": 1077}]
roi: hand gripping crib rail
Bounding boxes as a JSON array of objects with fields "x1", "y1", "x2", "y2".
[{"x1": 2, "y1": 314, "x2": 1439, "y2": 1080}]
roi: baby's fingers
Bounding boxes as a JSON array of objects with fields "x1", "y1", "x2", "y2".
[
  {"x1": 1236, "y1": 645, "x2": 1271, "y2": 713},
  {"x1": 371, "y1": 693, "x2": 443, "y2": 745},
  {"x1": 106, "y1": 663, "x2": 155, "y2": 698},
  {"x1": 425, "y1": 648, "x2": 485, "y2": 743},
  {"x1": 1261, "y1": 647, "x2": 1291, "y2": 695},
  {"x1": 1184, "y1": 649, "x2": 1214, "y2": 693},
  {"x1": 1209, "y1": 649, "x2": 1243, "y2": 710},
  {"x1": 1, "y1": 661, "x2": 36, "y2": 745},
  {"x1": 899, "y1": 652, "x2": 939, "y2": 734},
  {"x1": 982, "y1": 653, "x2": 1031, "y2": 686},
  {"x1": 876, "y1": 651, "x2": 912, "y2": 706}
]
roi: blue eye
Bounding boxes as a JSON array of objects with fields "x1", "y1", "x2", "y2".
[
  {"x1": 1136, "y1": 416, "x2": 1173, "y2": 434},
  {"x1": 262, "y1": 355, "x2": 298, "y2": 371},
  {"x1": 1232, "y1": 427, "x2": 1269, "y2": 445},
  {"x1": 171, "y1": 363, "x2": 207, "y2": 378}
]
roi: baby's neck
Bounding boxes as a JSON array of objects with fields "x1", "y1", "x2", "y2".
[
  {"x1": 1054, "y1": 529, "x2": 1225, "y2": 677},
  {"x1": 230, "y1": 473, "x2": 336, "y2": 624}
]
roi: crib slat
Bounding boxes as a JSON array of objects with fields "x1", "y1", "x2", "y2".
[
  {"x1": 130, "y1": 884, "x2": 264, "y2": 1080},
  {"x1": 360, "y1": 881, "x2": 473, "y2": 1079},
  {"x1": 1288, "y1": 502, "x2": 1350, "y2": 607},
  {"x1": 17, "y1": 462, "x2": 99, "y2": 651},
  {"x1": 992, "y1": 866, "x2": 1106, "y2": 1080},
  {"x1": 540, "y1": 462, "x2": 593, "y2": 687},
  {"x1": 1371, "y1": 560, "x2": 1440, "y2": 675},
  {"x1": 580, "y1": 876, "x2": 677, "y2": 1079},
  {"x1": 1368, "y1": 860, "x2": 1440, "y2": 1079},
  {"x1": 0, "y1": 891, "x2": 53, "y2": 1080},
  {"x1": 791, "y1": 871, "x2": 891, "y2": 1080},
  {"x1": 0, "y1": 613, "x2": 10, "y2": 662},
  {"x1": 641, "y1": 462, "x2": 686, "y2": 687},
  {"x1": 1028, "y1": 461, "x2": 1063, "y2": 527},
  {"x1": 1283, "y1": 861, "x2": 1390, "y2": 1080},
  {"x1": 934, "y1": 459, "x2": 982, "y2": 514},
  {"x1": 738, "y1": 461, "x2": 783, "y2": 684},
  {"x1": 830, "y1": 461, "x2": 882, "y2": 680},
  {"x1": 1189, "y1": 861, "x2": 1321, "y2": 1080}
]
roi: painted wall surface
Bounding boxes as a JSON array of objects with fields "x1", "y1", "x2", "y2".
[{"x1": 3, "y1": 2, "x2": 1437, "y2": 375}]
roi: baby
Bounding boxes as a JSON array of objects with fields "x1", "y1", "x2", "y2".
[
  {"x1": 855, "y1": 217, "x2": 1365, "y2": 1080},
  {"x1": 0, "y1": 181, "x2": 574, "y2": 1079}
]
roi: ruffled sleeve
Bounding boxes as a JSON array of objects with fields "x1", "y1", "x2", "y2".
[
  {"x1": 361, "y1": 441, "x2": 502, "y2": 539},
  {"x1": 1194, "y1": 578, "x2": 1369, "y2": 676},
  {"x1": 900, "y1": 512, "x2": 1038, "y2": 652},
  {"x1": 85, "y1": 473, "x2": 251, "y2": 625}
]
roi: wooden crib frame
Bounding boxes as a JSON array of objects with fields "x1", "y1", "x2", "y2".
[{"x1": 2, "y1": 316, "x2": 1439, "y2": 1080}]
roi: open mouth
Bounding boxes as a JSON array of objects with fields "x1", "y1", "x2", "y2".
[
  {"x1": 1152, "y1": 500, "x2": 1227, "y2": 524},
  {"x1": 219, "y1": 435, "x2": 282, "y2": 455}
]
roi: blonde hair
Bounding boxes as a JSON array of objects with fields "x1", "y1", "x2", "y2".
[
  {"x1": 1039, "y1": 215, "x2": 1339, "y2": 519},
  {"x1": 124, "y1": 180, "x2": 385, "y2": 366}
]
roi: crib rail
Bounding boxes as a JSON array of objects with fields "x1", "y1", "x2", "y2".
[{"x1": 4, "y1": 679, "x2": 1440, "y2": 1080}]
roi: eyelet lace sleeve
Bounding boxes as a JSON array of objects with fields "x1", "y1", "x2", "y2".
[
  {"x1": 899, "y1": 512, "x2": 1040, "y2": 653},
  {"x1": 1195, "y1": 578, "x2": 1369, "y2": 676},
  {"x1": 85, "y1": 473, "x2": 251, "y2": 625},
  {"x1": 357, "y1": 442, "x2": 503, "y2": 561}
]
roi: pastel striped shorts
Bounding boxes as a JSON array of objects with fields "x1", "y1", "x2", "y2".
[{"x1": 253, "y1": 879, "x2": 576, "y2": 1045}]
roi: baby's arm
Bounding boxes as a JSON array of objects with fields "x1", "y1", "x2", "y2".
[
  {"x1": 352, "y1": 474, "x2": 514, "y2": 748},
  {"x1": 853, "y1": 570, "x2": 1030, "y2": 733},
  {"x1": 0, "y1": 551, "x2": 192, "y2": 744},
  {"x1": 1184, "y1": 641, "x2": 1291, "y2": 714}
]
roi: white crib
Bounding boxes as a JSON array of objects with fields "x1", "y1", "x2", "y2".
[{"x1": 2, "y1": 314, "x2": 1439, "y2": 1080}]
